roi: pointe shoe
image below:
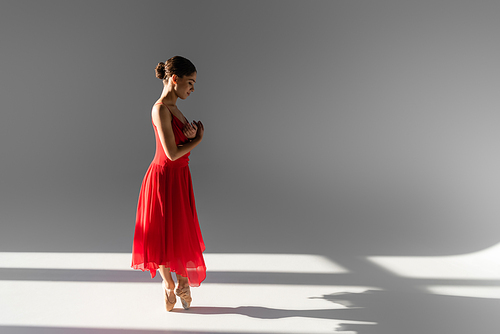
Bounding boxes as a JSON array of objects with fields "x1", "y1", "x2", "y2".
[
  {"x1": 163, "y1": 281, "x2": 176, "y2": 312},
  {"x1": 175, "y1": 286, "x2": 192, "y2": 310}
]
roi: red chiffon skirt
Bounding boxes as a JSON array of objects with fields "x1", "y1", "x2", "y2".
[{"x1": 131, "y1": 105, "x2": 206, "y2": 287}]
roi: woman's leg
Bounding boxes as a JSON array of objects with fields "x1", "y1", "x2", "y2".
[
  {"x1": 158, "y1": 265, "x2": 177, "y2": 311},
  {"x1": 158, "y1": 265, "x2": 176, "y2": 289}
]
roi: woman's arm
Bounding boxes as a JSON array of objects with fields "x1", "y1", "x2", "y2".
[{"x1": 152, "y1": 104, "x2": 204, "y2": 161}]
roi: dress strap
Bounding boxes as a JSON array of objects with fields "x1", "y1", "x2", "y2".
[
  {"x1": 154, "y1": 101, "x2": 172, "y2": 112},
  {"x1": 154, "y1": 102, "x2": 185, "y2": 124}
]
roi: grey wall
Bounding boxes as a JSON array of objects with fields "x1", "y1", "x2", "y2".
[{"x1": 1, "y1": 0, "x2": 500, "y2": 258}]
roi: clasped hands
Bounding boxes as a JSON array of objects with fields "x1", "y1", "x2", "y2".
[{"x1": 182, "y1": 120, "x2": 204, "y2": 140}]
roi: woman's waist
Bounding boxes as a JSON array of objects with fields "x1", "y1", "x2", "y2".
[{"x1": 152, "y1": 153, "x2": 190, "y2": 167}]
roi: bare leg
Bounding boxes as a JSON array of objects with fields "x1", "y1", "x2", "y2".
[
  {"x1": 158, "y1": 265, "x2": 176, "y2": 311},
  {"x1": 158, "y1": 265, "x2": 176, "y2": 289}
]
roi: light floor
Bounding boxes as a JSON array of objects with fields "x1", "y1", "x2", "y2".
[{"x1": 1, "y1": 248, "x2": 499, "y2": 334}]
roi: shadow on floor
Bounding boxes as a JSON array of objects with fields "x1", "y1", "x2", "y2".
[
  {"x1": 0, "y1": 267, "x2": 344, "y2": 285},
  {"x1": 185, "y1": 305, "x2": 366, "y2": 322},
  {"x1": 321, "y1": 289, "x2": 499, "y2": 334}
]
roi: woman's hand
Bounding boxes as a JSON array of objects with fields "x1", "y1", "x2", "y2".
[
  {"x1": 182, "y1": 121, "x2": 198, "y2": 139},
  {"x1": 194, "y1": 120, "x2": 204, "y2": 140}
]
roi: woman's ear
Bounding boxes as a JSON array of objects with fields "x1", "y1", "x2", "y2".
[{"x1": 171, "y1": 74, "x2": 177, "y2": 84}]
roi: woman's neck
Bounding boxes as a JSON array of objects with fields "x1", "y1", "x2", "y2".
[{"x1": 159, "y1": 82, "x2": 178, "y2": 106}]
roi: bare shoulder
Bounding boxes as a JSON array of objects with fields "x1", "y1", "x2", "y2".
[{"x1": 152, "y1": 102, "x2": 172, "y2": 127}]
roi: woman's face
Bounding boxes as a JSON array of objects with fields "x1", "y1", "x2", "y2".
[{"x1": 174, "y1": 72, "x2": 196, "y2": 99}]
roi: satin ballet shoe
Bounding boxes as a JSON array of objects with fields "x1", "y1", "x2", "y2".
[
  {"x1": 175, "y1": 286, "x2": 192, "y2": 310},
  {"x1": 163, "y1": 281, "x2": 176, "y2": 312}
]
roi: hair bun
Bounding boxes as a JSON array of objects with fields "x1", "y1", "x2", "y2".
[
  {"x1": 155, "y1": 56, "x2": 196, "y2": 82},
  {"x1": 155, "y1": 62, "x2": 166, "y2": 80}
]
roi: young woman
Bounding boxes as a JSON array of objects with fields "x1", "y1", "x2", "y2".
[{"x1": 131, "y1": 56, "x2": 206, "y2": 311}]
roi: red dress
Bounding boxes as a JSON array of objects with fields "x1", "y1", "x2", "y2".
[{"x1": 131, "y1": 102, "x2": 206, "y2": 287}]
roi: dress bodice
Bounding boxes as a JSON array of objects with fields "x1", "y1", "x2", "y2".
[{"x1": 151, "y1": 104, "x2": 190, "y2": 167}]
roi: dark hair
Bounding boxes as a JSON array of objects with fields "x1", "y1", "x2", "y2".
[{"x1": 155, "y1": 56, "x2": 196, "y2": 80}]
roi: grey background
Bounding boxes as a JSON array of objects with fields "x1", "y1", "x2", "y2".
[
  {"x1": 2, "y1": 0, "x2": 499, "y2": 255},
  {"x1": 1, "y1": 1, "x2": 499, "y2": 332}
]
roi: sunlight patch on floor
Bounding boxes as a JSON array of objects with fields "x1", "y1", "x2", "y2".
[
  {"x1": 204, "y1": 253, "x2": 348, "y2": 273},
  {"x1": 426, "y1": 286, "x2": 500, "y2": 299},
  {"x1": 367, "y1": 242, "x2": 500, "y2": 280},
  {"x1": 0, "y1": 281, "x2": 375, "y2": 333}
]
